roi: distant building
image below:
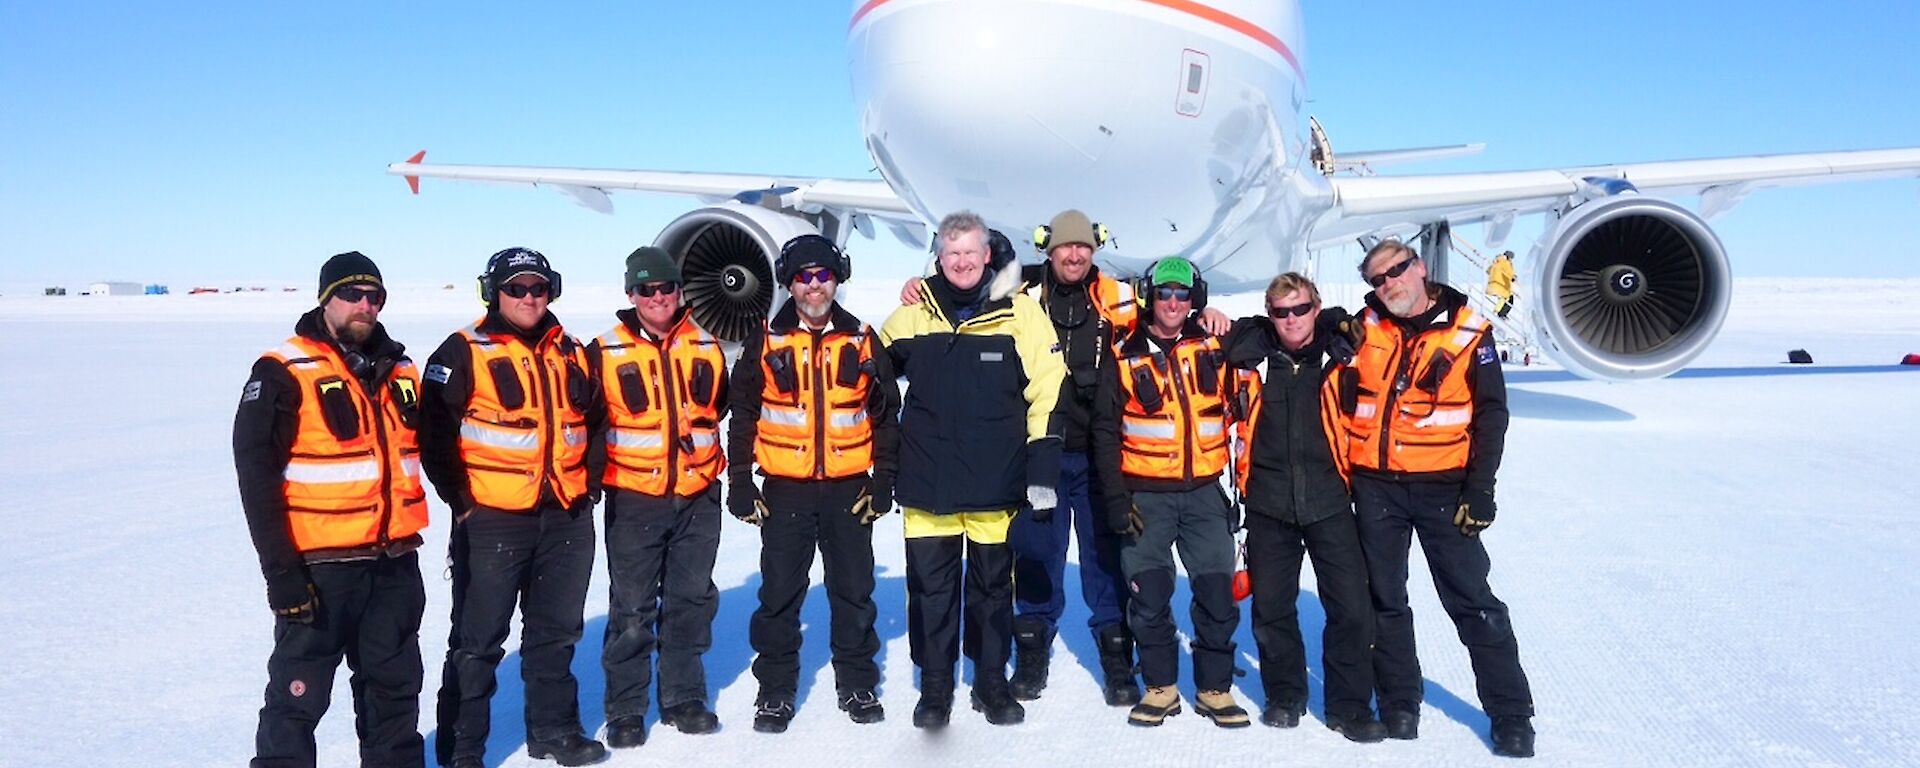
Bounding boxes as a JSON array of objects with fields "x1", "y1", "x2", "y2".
[
  {"x1": 145, "y1": 284, "x2": 169, "y2": 295},
  {"x1": 87, "y1": 281, "x2": 143, "y2": 296},
  {"x1": 44, "y1": 286, "x2": 68, "y2": 296}
]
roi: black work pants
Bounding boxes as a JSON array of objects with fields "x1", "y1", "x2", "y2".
[
  {"x1": 749, "y1": 475, "x2": 880, "y2": 699},
  {"x1": 1119, "y1": 485, "x2": 1239, "y2": 691},
  {"x1": 435, "y1": 505, "x2": 595, "y2": 765},
  {"x1": 601, "y1": 485, "x2": 722, "y2": 720},
  {"x1": 1244, "y1": 511, "x2": 1376, "y2": 719},
  {"x1": 1352, "y1": 475, "x2": 1534, "y2": 718},
  {"x1": 903, "y1": 508, "x2": 1016, "y2": 687},
  {"x1": 254, "y1": 552, "x2": 425, "y2": 768}
]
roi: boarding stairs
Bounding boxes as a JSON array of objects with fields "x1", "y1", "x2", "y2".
[{"x1": 1449, "y1": 235, "x2": 1543, "y2": 366}]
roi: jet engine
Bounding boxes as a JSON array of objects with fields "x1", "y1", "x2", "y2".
[
  {"x1": 653, "y1": 202, "x2": 819, "y2": 342},
  {"x1": 1528, "y1": 194, "x2": 1732, "y2": 380}
]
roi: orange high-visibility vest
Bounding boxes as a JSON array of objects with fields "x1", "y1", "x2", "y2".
[
  {"x1": 455, "y1": 320, "x2": 591, "y2": 511},
  {"x1": 594, "y1": 314, "x2": 727, "y2": 497},
  {"x1": 1342, "y1": 305, "x2": 1490, "y2": 474},
  {"x1": 753, "y1": 324, "x2": 881, "y2": 480},
  {"x1": 1113, "y1": 332, "x2": 1231, "y2": 482},
  {"x1": 1090, "y1": 273, "x2": 1138, "y2": 332},
  {"x1": 265, "y1": 336, "x2": 428, "y2": 551}
]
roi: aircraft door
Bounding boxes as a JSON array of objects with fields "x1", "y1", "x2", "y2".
[{"x1": 1176, "y1": 49, "x2": 1210, "y2": 117}]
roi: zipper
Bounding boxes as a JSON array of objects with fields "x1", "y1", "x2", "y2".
[
  {"x1": 661, "y1": 338, "x2": 682, "y2": 494},
  {"x1": 366, "y1": 366, "x2": 394, "y2": 546},
  {"x1": 529, "y1": 348, "x2": 558, "y2": 500},
  {"x1": 1377, "y1": 335, "x2": 1415, "y2": 471},
  {"x1": 1286, "y1": 353, "x2": 1306, "y2": 520},
  {"x1": 1166, "y1": 345, "x2": 1196, "y2": 483},
  {"x1": 810, "y1": 332, "x2": 828, "y2": 479}
]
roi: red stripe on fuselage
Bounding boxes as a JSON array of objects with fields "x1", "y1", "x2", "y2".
[{"x1": 849, "y1": 0, "x2": 1304, "y2": 82}]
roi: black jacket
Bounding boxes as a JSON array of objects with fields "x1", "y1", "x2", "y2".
[
  {"x1": 233, "y1": 308, "x2": 414, "y2": 608},
  {"x1": 727, "y1": 299, "x2": 902, "y2": 493},
  {"x1": 1354, "y1": 286, "x2": 1508, "y2": 495},
  {"x1": 1021, "y1": 263, "x2": 1121, "y2": 453},
  {"x1": 1223, "y1": 310, "x2": 1353, "y2": 526}
]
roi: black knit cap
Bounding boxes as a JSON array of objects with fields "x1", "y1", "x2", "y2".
[{"x1": 317, "y1": 251, "x2": 382, "y2": 302}]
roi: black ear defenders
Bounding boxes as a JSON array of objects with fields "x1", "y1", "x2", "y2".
[
  {"x1": 1032, "y1": 221, "x2": 1111, "y2": 251},
  {"x1": 776, "y1": 234, "x2": 851, "y2": 285},
  {"x1": 1137, "y1": 258, "x2": 1208, "y2": 311},
  {"x1": 476, "y1": 247, "x2": 562, "y2": 305}
]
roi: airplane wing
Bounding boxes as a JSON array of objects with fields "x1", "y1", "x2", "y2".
[
  {"x1": 1314, "y1": 146, "x2": 1920, "y2": 247},
  {"x1": 386, "y1": 151, "x2": 917, "y2": 220}
]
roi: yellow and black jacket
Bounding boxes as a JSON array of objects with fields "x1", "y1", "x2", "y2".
[
  {"x1": 880, "y1": 269, "x2": 1066, "y2": 514},
  {"x1": 586, "y1": 308, "x2": 729, "y2": 498},
  {"x1": 234, "y1": 308, "x2": 427, "y2": 607},
  {"x1": 419, "y1": 311, "x2": 598, "y2": 514},
  {"x1": 727, "y1": 300, "x2": 900, "y2": 491}
]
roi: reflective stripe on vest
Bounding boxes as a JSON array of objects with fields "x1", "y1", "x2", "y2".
[
  {"x1": 595, "y1": 315, "x2": 727, "y2": 496},
  {"x1": 1113, "y1": 334, "x2": 1230, "y2": 482},
  {"x1": 752, "y1": 323, "x2": 879, "y2": 480},
  {"x1": 1343, "y1": 305, "x2": 1487, "y2": 473},
  {"x1": 265, "y1": 335, "x2": 428, "y2": 552},
  {"x1": 455, "y1": 319, "x2": 591, "y2": 511}
]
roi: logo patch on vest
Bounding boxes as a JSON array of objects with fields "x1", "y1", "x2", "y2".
[
  {"x1": 241, "y1": 380, "x2": 262, "y2": 402},
  {"x1": 424, "y1": 364, "x2": 452, "y2": 384},
  {"x1": 980, "y1": 352, "x2": 1004, "y2": 362},
  {"x1": 1476, "y1": 344, "x2": 1497, "y2": 366}
]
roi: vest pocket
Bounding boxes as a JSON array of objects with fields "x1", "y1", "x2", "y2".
[
  {"x1": 616, "y1": 363, "x2": 649, "y2": 413},
  {"x1": 689, "y1": 359, "x2": 716, "y2": 406},
  {"x1": 836, "y1": 344, "x2": 865, "y2": 387},
  {"x1": 1192, "y1": 353, "x2": 1220, "y2": 395},
  {"x1": 486, "y1": 358, "x2": 526, "y2": 410},
  {"x1": 314, "y1": 377, "x2": 362, "y2": 440}
]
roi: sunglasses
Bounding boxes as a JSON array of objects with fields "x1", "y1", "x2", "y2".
[
  {"x1": 499, "y1": 281, "x2": 552, "y2": 299},
  {"x1": 333, "y1": 285, "x2": 386, "y2": 307},
  {"x1": 1267, "y1": 302, "x2": 1314, "y2": 318},
  {"x1": 629, "y1": 281, "x2": 679, "y2": 298},
  {"x1": 1154, "y1": 285, "x2": 1192, "y2": 302},
  {"x1": 1366, "y1": 257, "x2": 1416, "y2": 288},
  {"x1": 792, "y1": 267, "x2": 835, "y2": 286}
]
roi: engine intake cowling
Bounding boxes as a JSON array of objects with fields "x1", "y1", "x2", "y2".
[
  {"x1": 653, "y1": 203, "x2": 819, "y2": 342},
  {"x1": 1529, "y1": 195, "x2": 1732, "y2": 380}
]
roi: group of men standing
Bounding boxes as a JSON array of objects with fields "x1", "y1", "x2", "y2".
[{"x1": 233, "y1": 211, "x2": 1537, "y2": 767}]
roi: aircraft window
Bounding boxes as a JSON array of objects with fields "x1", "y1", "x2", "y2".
[
  {"x1": 1187, "y1": 63, "x2": 1203, "y2": 93},
  {"x1": 1177, "y1": 50, "x2": 1210, "y2": 117}
]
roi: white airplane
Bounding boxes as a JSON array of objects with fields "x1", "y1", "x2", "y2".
[{"x1": 389, "y1": 0, "x2": 1920, "y2": 381}]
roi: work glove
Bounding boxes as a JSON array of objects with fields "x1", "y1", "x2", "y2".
[
  {"x1": 1321, "y1": 307, "x2": 1365, "y2": 364},
  {"x1": 852, "y1": 481, "x2": 893, "y2": 525},
  {"x1": 1106, "y1": 494, "x2": 1145, "y2": 537},
  {"x1": 729, "y1": 479, "x2": 770, "y2": 526},
  {"x1": 1026, "y1": 438, "x2": 1062, "y2": 523},
  {"x1": 1220, "y1": 486, "x2": 1243, "y2": 533},
  {"x1": 567, "y1": 489, "x2": 601, "y2": 516},
  {"x1": 1454, "y1": 487, "x2": 1496, "y2": 537},
  {"x1": 271, "y1": 582, "x2": 318, "y2": 625}
]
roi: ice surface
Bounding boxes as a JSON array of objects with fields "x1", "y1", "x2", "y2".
[{"x1": 1, "y1": 278, "x2": 1915, "y2": 767}]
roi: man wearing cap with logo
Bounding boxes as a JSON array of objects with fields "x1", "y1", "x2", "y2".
[
  {"x1": 880, "y1": 210, "x2": 1066, "y2": 728},
  {"x1": 420, "y1": 248, "x2": 605, "y2": 768},
  {"x1": 1338, "y1": 240, "x2": 1534, "y2": 758},
  {"x1": 1091, "y1": 256, "x2": 1248, "y2": 729},
  {"x1": 236, "y1": 251, "x2": 429, "y2": 767},
  {"x1": 726, "y1": 234, "x2": 900, "y2": 733},
  {"x1": 588, "y1": 246, "x2": 729, "y2": 747}
]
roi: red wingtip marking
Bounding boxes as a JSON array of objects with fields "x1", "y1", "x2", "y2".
[{"x1": 403, "y1": 150, "x2": 425, "y2": 195}]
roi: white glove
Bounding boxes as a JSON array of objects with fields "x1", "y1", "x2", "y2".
[{"x1": 1026, "y1": 484, "x2": 1057, "y2": 514}]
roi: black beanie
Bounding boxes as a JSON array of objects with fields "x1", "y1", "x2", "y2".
[{"x1": 317, "y1": 251, "x2": 382, "y2": 302}]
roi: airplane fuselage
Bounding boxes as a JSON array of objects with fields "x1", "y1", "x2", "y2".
[{"x1": 849, "y1": 0, "x2": 1327, "y2": 288}]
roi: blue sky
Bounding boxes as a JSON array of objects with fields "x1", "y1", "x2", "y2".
[{"x1": 4, "y1": 1, "x2": 1917, "y2": 293}]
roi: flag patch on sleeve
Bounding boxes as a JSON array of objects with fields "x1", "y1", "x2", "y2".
[
  {"x1": 241, "y1": 381, "x2": 262, "y2": 402},
  {"x1": 425, "y1": 364, "x2": 452, "y2": 384},
  {"x1": 1476, "y1": 345, "x2": 1497, "y2": 366}
]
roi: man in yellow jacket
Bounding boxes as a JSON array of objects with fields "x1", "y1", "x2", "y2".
[
  {"x1": 1486, "y1": 250, "x2": 1516, "y2": 318},
  {"x1": 880, "y1": 211, "x2": 1066, "y2": 728}
]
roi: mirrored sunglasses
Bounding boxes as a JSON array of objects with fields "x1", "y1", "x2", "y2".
[
  {"x1": 1154, "y1": 285, "x2": 1192, "y2": 302},
  {"x1": 793, "y1": 267, "x2": 835, "y2": 286}
]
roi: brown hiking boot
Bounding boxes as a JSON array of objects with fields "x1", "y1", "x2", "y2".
[
  {"x1": 1127, "y1": 685, "x2": 1183, "y2": 727},
  {"x1": 1193, "y1": 689, "x2": 1251, "y2": 728}
]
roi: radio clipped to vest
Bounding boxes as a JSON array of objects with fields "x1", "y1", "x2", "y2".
[
  {"x1": 1131, "y1": 357, "x2": 1166, "y2": 414},
  {"x1": 688, "y1": 359, "x2": 717, "y2": 406},
  {"x1": 764, "y1": 346, "x2": 799, "y2": 395},
  {"x1": 614, "y1": 362, "x2": 648, "y2": 412},
  {"x1": 486, "y1": 358, "x2": 526, "y2": 410},
  {"x1": 835, "y1": 342, "x2": 867, "y2": 387},
  {"x1": 388, "y1": 376, "x2": 420, "y2": 429}
]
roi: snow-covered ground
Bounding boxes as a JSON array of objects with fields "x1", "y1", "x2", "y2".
[{"x1": 2, "y1": 278, "x2": 1916, "y2": 767}]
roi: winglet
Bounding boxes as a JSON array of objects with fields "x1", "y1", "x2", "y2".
[{"x1": 401, "y1": 150, "x2": 426, "y2": 195}]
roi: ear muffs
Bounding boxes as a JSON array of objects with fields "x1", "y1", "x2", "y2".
[
  {"x1": 776, "y1": 234, "x2": 851, "y2": 285},
  {"x1": 1032, "y1": 222, "x2": 1110, "y2": 252},
  {"x1": 1138, "y1": 259, "x2": 1208, "y2": 311}
]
